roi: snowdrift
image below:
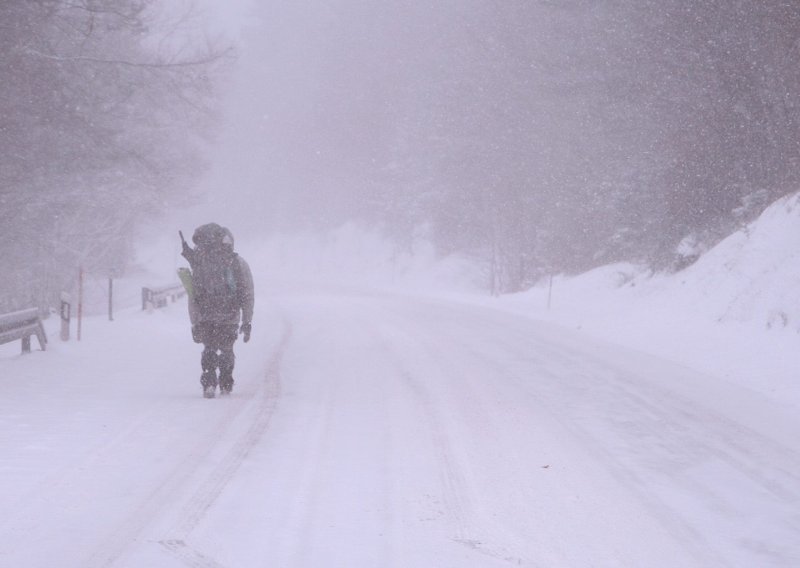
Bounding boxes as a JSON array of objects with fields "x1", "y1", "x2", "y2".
[
  {"x1": 676, "y1": 191, "x2": 800, "y2": 331},
  {"x1": 498, "y1": 191, "x2": 800, "y2": 407}
]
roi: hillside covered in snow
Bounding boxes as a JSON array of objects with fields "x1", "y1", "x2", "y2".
[{"x1": 493, "y1": 191, "x2": 800, "y2": 409}]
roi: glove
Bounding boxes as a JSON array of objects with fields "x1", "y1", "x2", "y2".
[
  {"x1": 240, "y1": 322, "x2": 251, "y2": 343},
  {"x1": 191, "y1": 325, "x2": 202, "y2": 344}
]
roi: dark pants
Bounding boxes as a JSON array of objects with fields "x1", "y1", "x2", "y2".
[{"x1": 198, "y1": 323, "x2": 238, "y2": 388}]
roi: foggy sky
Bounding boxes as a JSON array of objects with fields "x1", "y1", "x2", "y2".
[
  {"x1": 197, "y1": 1, "x2": 648, "y2": 236},
  {"x1": 192, "y1": 1, "x2": 800, "y2": 277},
  {"x1": 200, "y1": 2, "x2": 480, "y2": 234}
]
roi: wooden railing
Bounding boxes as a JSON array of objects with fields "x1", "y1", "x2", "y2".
[
  {"x1": 0, "y1": 308, "x2": 47, "y2": 354},
  {"x1": 141, "y1": 284, "x2": 186, "y2": 311}
]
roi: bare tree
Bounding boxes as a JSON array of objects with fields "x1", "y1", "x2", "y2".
[{"x1": 0, "y1": 0, "x2": 230, "y2": 311}]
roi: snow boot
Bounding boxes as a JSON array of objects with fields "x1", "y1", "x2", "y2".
[
  {"x1": 219, "y1": 375, "x2": 234, "y2": 396},
  {"x1": 201, "y1": 370, "x2": 217, "y2": 399}
]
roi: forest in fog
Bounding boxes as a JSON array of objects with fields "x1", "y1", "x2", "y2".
[
  {"x1": 0, "y1": 1, "x2": 225, "y2": 311},
  {"x1": 3, "y1": 1, "x2": 800, "y2": 308}
]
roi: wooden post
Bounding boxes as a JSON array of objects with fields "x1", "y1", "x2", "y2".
[
  {"x1": 60, "y1": 293, "x2": 71, "y2": 341},
  {"x1": 21, "y1": 335, "x2": 31, "y2": 354},
  {"x1": 108, "y1": 277, "x2": 114, "y2": 322},
  {"x1": 547, "y1": 274, "x2": 554, "y2": 310},
  {"x1": 35, "y1": 321, "x2": 47, "y2": 351},
  {"x1": 77, "y1": 267, "x2": 84, "y2": 341}
]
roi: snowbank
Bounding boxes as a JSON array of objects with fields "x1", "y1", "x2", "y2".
[{"x1": 490, "y1": 192, "x2": 800, "y2": 408}]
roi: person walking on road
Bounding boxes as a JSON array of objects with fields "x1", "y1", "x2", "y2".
[{"x1": 179, "y1": 223, "x2": 254, "y2": 398}]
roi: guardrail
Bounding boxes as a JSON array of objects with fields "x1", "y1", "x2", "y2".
[
  {"x1": 141, "y1": 284, "x2": 186, "y2": 311},
  {"x1": 0, "y1": 308, "x2": 48, "y2": 354}
]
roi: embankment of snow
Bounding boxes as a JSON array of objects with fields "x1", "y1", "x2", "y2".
[{"x1": 490, "y1": 192, "x2": 800, "y2": 408}]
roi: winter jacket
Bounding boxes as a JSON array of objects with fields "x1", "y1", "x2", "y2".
[{"x1": 188, "y1": 254, "x2": 254, "y2": 327}]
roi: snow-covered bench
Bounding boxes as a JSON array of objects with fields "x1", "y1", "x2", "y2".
[{"x1": 0, "y1": 308, "x2": 47, "y2": 354}]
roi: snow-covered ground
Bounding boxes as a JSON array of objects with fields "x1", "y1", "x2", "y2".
[
  {"x1": 490, "y1": 192, "x2": 800, "y2": 410},
  {"x1": 2, "y1": 195, "x2": 800, "y2": 567}
]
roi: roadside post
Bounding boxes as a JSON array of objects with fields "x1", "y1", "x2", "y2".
[
  {"x1": 77, "y1": 266, "x2": 84, "y2": 341},
  {"x1": 60, "y1": 292, "x2": 71, "y2": 341}
]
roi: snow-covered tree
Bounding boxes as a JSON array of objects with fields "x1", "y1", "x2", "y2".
[{"x1": 0, "y1": 1, "x2": 228, "y2": 311}]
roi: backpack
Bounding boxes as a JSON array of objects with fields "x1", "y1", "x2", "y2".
[
  {"x1": 186, "y1": 224, "x2": 242, "y2": 320},
  {"x1": 191, "y1": 245, "x2": 242, "y2": 318}
]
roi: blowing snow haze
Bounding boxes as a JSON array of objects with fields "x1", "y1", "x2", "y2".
[
  {"x1": 204, "y1": 1, "x2": 800, "y2": 290},
  {"x1": 3, "y1": 1, "x2": 800, "y2": 308},
  {"x1": 4, "y1": 3, "x2": 800, "y2": 567}
]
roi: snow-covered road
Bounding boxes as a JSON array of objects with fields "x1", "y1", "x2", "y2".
[{"x1": 2, "y1": 291, "x2": 799, "y2": 567}]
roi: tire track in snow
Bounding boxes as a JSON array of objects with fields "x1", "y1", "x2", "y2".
[
  {"x1": 366, "y1": 317, "x2": 473, "y2": 535},
  {"x1": 157, "y1": 320, "x2": 292, "y2": 568},
  {"x1": 157, "y1": 540, "x2": 226, "y2": 568},
  {"x1": 606, "y1": 370, "x2": 800, "y2": 503},
  {"x1": 371, "y1": 310, "x2": 530, "y2": 566},
  {"x1": 169, "y1": 320, "x2": 292, "y2": 539},
  {"x1": 424, "y1": 314, "x2": 727, "y2": 566},
  {"x1": 85, "y1": 320, "x2": 291, "y2": 568},
  {"x1": 425, "y1": 304, "x2": 800, "y2": 566},
  {"x1": 378, "y1": 299, "x2": 727, "y2": 566},
  {"x1": 505, "y1": 330, "x2": 800, "y2": 550},
  {"x1": 396, "y1": 363, "x2": 527, "y2": 566},
  {"x1": 280, "y1": 307, "x2": 403, "y2": 567},
  {"x1": 84, "y1": 392, "x2": 251, "y2": 568}
]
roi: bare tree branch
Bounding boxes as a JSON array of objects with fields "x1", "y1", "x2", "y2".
[{"x1": 23, "y1": 45, "x2": 234, "y2": 69}]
